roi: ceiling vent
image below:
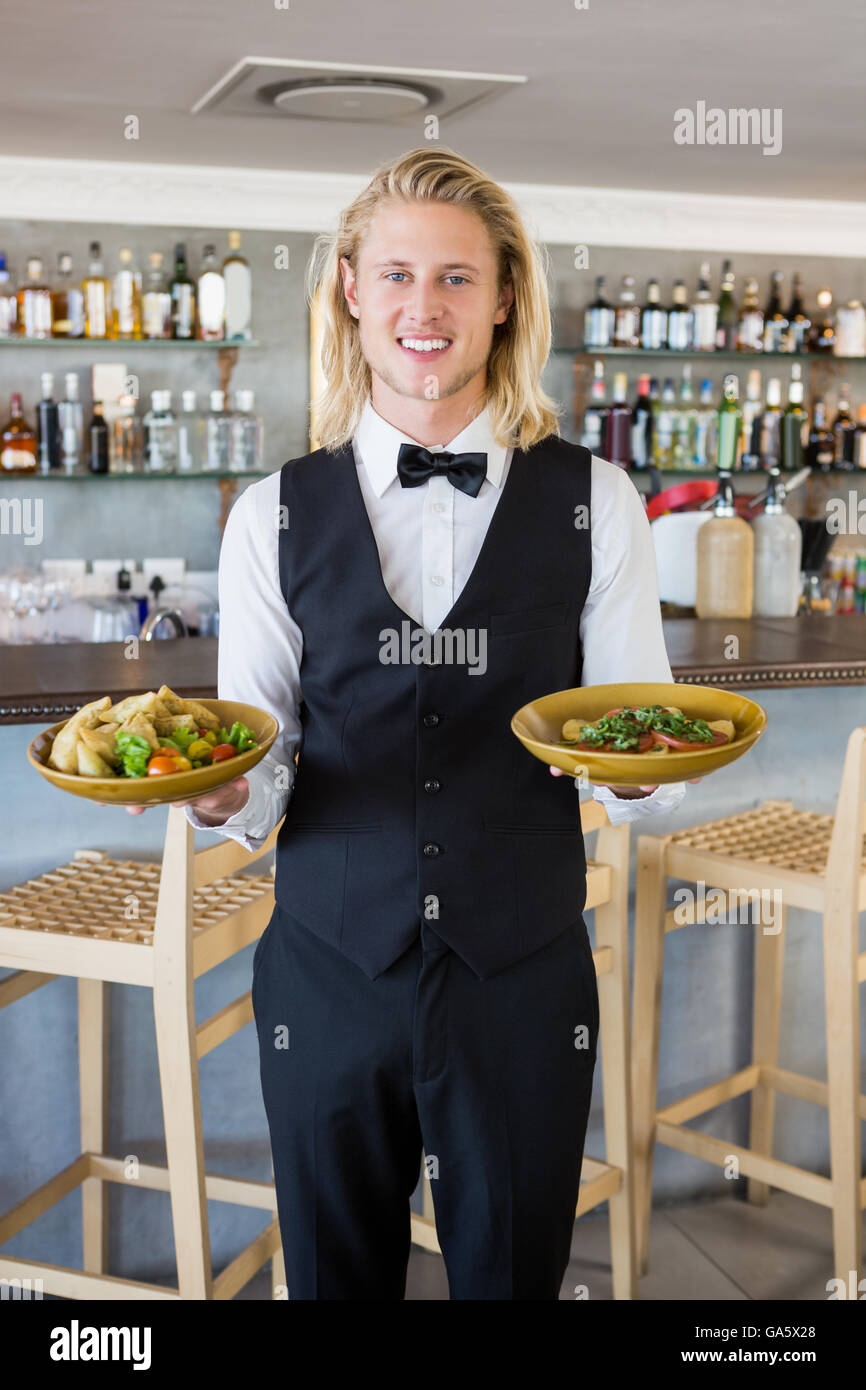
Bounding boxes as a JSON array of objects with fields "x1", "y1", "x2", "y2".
[{"x1": 191, "y1": 57, "x2": 526, "y2": 123}]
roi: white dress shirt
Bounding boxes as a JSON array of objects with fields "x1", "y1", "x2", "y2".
[{"x1": 186, "y1": 398, "x2": 687, "y2": 848}]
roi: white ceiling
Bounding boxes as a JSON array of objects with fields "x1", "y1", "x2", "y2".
[{"x1": 2, "y1": 0, "x2": 863, "y2": 201}]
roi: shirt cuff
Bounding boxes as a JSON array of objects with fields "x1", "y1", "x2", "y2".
[
  {"x1": 183, "y1": 758, "x2": 291, "y2": 851},
  {"x1": 590, "y1": 780, "x2": 688, "y2": 826}
]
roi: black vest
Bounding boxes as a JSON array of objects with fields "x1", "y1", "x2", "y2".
[{"x1": 275, "y1": 433, "x2": 593, "y2": 980}]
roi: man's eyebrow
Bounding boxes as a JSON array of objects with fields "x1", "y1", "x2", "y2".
[{"x1": 370, "y1": 260, "x2": 481, "y2": 273}]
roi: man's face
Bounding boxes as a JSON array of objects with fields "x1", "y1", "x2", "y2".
[{"x1": 340, "y1": 199, "x2": 513, "y2": 404}]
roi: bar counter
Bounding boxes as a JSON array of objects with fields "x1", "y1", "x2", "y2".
[{"x1": 2, "y1": 617, "x2": 866, "y2": 725}]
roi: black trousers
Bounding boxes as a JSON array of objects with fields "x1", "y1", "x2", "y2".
[{"x1": 251, "y1": 905, "x2": 599, "y2": 1300}]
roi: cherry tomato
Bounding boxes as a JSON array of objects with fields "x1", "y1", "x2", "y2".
[
  {"x1": 211, "y1": 743, "x2": 237, "y2": 762},
  {"x1": 198, "y1": 729, "x2": 218, "y2": 745},
  {"x1": 171, "y1": 755, "x2": 193, "y2": 772},
  {"x1": 651, "y1": 729, "x2": 703, "y2": 751},
  {"x1": 148, "y1": 756, "x2": 181, "y2": 776}
]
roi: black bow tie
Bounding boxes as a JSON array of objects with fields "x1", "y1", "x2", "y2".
[{"x1": 396, "y1": 442, "x2": 487, "y2": 498}]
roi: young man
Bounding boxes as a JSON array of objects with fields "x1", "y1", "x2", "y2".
[{"x1": 177, "y1": 147, "x2": 688, "y2": 1299}]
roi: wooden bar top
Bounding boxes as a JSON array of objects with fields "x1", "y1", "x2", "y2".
[{"x1": 1, "y1": 618, "x2": 865, "y2": 725}]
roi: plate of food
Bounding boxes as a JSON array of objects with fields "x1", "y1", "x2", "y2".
[
  {"x1": 511, "y1": 682, "x2": 766, "y2": 786},
  {"x1": 27, "y1": 685, "x2": 279, "y2": 805}
]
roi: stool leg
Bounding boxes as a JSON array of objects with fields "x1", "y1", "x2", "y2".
[
  {"x1": 271, "y1": 1244, "x2": 286, "y2": 1300},
  {"x1": 747, "y1": 904, "x2": 787, "y2": 1205},
  {"x1": 822, "y1": 897, "x2": 862, "y2": 1283},
  {"x1": 78, "y1": 977, "x2": 109, "y2": 1273},
  {"x1": 632, "y1": 834, "x2": 669, "y2": 1278},
  {"x1": 594, "y1": 822, "x2": 637, "y2": 1300}
]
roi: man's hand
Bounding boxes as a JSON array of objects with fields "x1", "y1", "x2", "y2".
[{"x1": 97, "y1": 776, "x2": 251, "y2": 821}]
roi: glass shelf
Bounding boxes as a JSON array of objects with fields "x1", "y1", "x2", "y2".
[
  {"x1": 554, "y1": 346, "x2": 866, "y2": 362},
  {"x1": 0, "y1": 338, "x2": 259, "y2": 349},
  {"x1": 0, "y1": 469, "x2": 273, "y2": 481}
]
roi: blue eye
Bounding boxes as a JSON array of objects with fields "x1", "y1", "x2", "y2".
[
  {"x1": 445, "y1": 276, "x2": 467, "y2": 285},
  {"x1": 386, "y1": 272, "x2": 407, "y2": 282}
]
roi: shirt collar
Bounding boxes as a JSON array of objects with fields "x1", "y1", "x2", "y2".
[{"x1": 353, "y1": 397, "x2": 509, "y2": 498}]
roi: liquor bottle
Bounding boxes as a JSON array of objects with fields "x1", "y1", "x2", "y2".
[
  {"x1": 143, "y1": 390, "x2": 178, "y2": 472},
  {"x1": 630, "y1": 373, "x2": 653, "y2": 469},
  {"x1": 716, "y1": 374, "x2": 743, "y2": 472},
  {"x1": 0, "y1": 253, "x2": 15, "y2": 337},
  {"x1": 784, "y1": 272, "x2": 810, "y2": 353},
  {"x1": 740, "y1": 368, "x2": 763, "y2": 471},
  {"x1": 583, "y1": 276, "x2": 615, "y2": 349},
  {"x1": 666, "y1": 280, "x2": 691, "y2": 350},
  {"x1": 89, "y1": 401, "x2": 110, "y2": 474},
  {"x1": 0, "y1": 392, "x2": 37, "y2": 474},
  {"x1": 694, "y1": 379, "x2": 717, "y2": 469},
  {"x1": 82, "y1": 241, "x2": 111, "y2": 339},
  {"x1": 17, "y1": 257, "x2": 53, "y2": 338},
  {"x1": 674, "y1": 365, "x2": 697, "y2": 469},
  {"x1": 51, "y1": 252, "x2": 85, "y2": 338},
  {"x1": 780, "y1": 364, "x2": 807, "y2": 473},
  {"x1": 110, "y1": 248, "x2": 142, "y2": 339},
  {"x1": 833, "y1": 388, "x2": 857, "y2": 469},
  {"x1": 603, "y1": 372, "x2": 632, "y2": 469},
  {"x1": 196, "y1": 245, "x2": 226, "y2": 341},
  {"x1": 142, "y1": 252, "x2": 173, "y2": 339},
  {"x1": 109, "y1": 393, "x2": 143, "y2": 474},
  {"x1": 640, "y1": 279, "x2": 667, "y2": 350},
  {"x1": 690, "y1": 262, "x2": 718, "y2": 351},
  {"x1": 855, "y1": 405, "x2": 866, "y2": 470},
  {"x1": 809, "y1": 288, "x2": 836, "y2": 353},
  {"x1": 757, "y1": 378, "x2": 783, "y2": 469},
  {"x1": 613, "y1": 275, "x2": 641, "y2": 349},
  {"x1": 205, "y1": 388, "x2": 232, "y2": 469},
  {"x1": 696, "y1": 471, "x2": 754, "y2": 619},
  {"x1": 806, "y1": 400, "x2": 835, "y2": 472},
  {"x1": 835, "y1": 300, "x2": 866, "y2": 358},
  {"x1": 223, "y1": 231, "x2": 253, "y2": 341},
  {"x1": 652, "y1": 378, "x2": 678, "y2": 470},
  {"x1": 37, "y1": 372, "x2": 60, "y2": 472},
  {"x1": 751, "y1": 471, "x2": 803, "y2": 617},
  {"x1": 737, "y1": 278, "x2": 764, "y2": 353},
  {"x1": 580, "y1": 360, "x2": 609, "y2": 453},
  {"x1": 715, "y1": 260, "x2": 738, "y2": 350},
  {"x1": 58, "y1": 372, "x2": 84, "y2": 472},
  {"x1": 170, "y1": 243, "x2": 196, "y2": 339},
  {"x1": 761, "y1": 272, "x2": 788, "y2": 353},
  {"x1": 230, "y1": 389, "x2": 263, "y2": 471},
  {"x1": 177, "y1": 389, "x2": 206, "y2": 472}
]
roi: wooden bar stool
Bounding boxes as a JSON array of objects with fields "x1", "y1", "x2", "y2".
[
  {"x1": 411, "y1": 800, "x2": 638, "y2": 1299},
  {"x1": 632, "y1": 725, "x2": 866, "y2": 1286},
  {"x1": 0, "y1": 807, "x2": 286, "y2": 1300}
]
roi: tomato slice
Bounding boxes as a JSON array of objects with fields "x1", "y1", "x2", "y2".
[
  {"x1": 637, "y1": 731, "x2": 655, "y2": 752},
  {"x1": 709, "y1": 729, "x2": 731, "y2": 745},
  {"x1": 652, "y1": 728, "x2": 711, "y2": 751}
]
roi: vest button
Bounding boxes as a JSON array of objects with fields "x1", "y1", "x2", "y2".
[
  {"x1": 424, "y1": 778, "x2": 441, "y2": 794},
  {"x1": 422, "y1": 713, "x2": 440, "y2": 727},
  {"x1": 423, "y1": 842, "x2": 442, "y2": 857}
]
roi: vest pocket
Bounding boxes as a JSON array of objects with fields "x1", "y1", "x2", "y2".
[
  {"x1": 483, "y1": 819, "x2": 582, "y2": 834},
  {"x1": 284, "y1": 822, "x2": 381, "y2": 832},
  {"x1": 489, "y1": 601, "x2": 568, "y2": 636}
]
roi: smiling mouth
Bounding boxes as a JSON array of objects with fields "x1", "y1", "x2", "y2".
[{"x1": 397, "y1": 336, "x2": 453, "y2": 356}]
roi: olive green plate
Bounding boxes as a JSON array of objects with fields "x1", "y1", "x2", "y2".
[
  {"x1": 28, "y1": 699, "x2": 279, "y2": 806},
  {"x1": 511, "y1": 682, "x2": 767, "y2": 786}
]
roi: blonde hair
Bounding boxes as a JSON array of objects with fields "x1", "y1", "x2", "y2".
[{"x1": 306, "y1": 146, "x2": 562, "y2": 452}]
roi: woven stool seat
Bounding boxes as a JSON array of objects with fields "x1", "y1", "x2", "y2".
[
  {"x1": 665, "y1": 799, "x2": 859, "y2": 875},
  {"x1": 0, "y1": 850, "x2": 275, "y2": 945}
]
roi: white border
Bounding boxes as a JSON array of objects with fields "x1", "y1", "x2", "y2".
[{"x1": 1, "y1": 154, "x2": 863, "y2": 258}]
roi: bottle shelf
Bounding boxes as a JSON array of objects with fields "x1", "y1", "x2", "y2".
[
  {"x1": 555, "y1": 346, "x2": 865, "y2": 362},
  {"x1": 0, "y1": 469, "x2": 272, "y2": 481},
  {"x1": 0, "y1": 338, "x2": 259, "y2": 349}
]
